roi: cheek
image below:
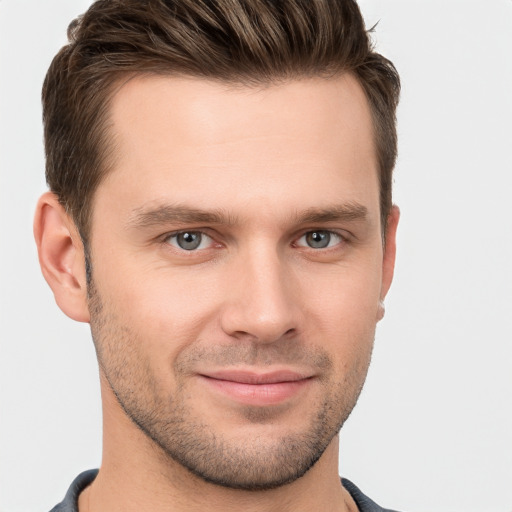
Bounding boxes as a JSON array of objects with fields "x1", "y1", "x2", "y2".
[
  {"x1": 304, "y1": 261, "x2": 382, "y2": 325},
  {"x1": 89, "y1": 272, "x2": 222, "y2": 400},
  {"x1": 97, "y1": 263, "x2": 224, "y2": 353},
  {"x1": 300, "y1": 262, "x2": 381, "y2": 371}
]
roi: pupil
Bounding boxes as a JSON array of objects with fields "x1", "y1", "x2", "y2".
[
  {"x1": 178, "y1": 232, "x2": 201, "y2": 250},
  {"x1": 307, "y1": 231, "x2": 330, "y2": 248}
]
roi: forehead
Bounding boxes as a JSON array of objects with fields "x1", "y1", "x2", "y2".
[{"x1": 96, "y1": 74, "x2": 378, "y2": 225}]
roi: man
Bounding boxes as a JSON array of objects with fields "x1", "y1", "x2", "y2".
[{"x1": 34, "y1": 0, "x2": 401, "y2": 510}]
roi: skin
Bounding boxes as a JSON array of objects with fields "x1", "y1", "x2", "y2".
[{"x1": 34, "y1": 74, "x2": 399, "y2": 512}]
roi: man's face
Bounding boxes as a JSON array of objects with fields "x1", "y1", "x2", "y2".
[{"x1": 86, "y1": 75, "x2": 396, "y2": 490}]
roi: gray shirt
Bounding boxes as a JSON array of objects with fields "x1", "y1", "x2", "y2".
[{"x1": 50, "y1": 469, "x2": 400, "y2": 512}]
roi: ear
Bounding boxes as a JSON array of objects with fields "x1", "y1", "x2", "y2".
[
  {"x1": 377, "y1": 205, "x2": 400, "y2": 321},
  {"x1": 33, "y1": 192, "x2": 90, "y2": 323}
]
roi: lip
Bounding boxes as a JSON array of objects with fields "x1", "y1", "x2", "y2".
[{"x1": 198, "y1": 369, "x2": 314, "y2": 406}]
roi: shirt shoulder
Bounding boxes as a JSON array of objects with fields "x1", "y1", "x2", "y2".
[
  {"x1": 50, "y1": 471, "x2": 399, "y2": 512},
  {"x1": 49, "y1": 469, "x2": 98, "y2": 512},
  {"x1": 342, "y1": 478, "x2": 402, "y2": 512}
]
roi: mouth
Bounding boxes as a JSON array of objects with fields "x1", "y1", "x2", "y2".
[{"x1": 198, "y1": 369, "x2": 314, "y2": 406}]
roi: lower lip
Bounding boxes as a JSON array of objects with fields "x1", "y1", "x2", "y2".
[{"x1": 200, "y1": 376, "x2": 312, "y2": 406}]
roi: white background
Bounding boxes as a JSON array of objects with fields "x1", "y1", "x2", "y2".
[{"x1": 1, "y1": 1, "x2": 511, "y2": 511}]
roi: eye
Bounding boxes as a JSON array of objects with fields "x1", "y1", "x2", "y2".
[
  {"x1": 296, "y1": 230, "x2": 344, "y2": 249},
  {"x1": 165, "y1": 231, "x2": 213, "y2": 251}
]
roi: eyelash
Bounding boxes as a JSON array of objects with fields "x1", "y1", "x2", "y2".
[
  {"x1": 162, "y1": 229, "x2": 348, "y2": 253},
  {"x1": 294, "y1": 230, "x2": 346, "y2": 250},
  {"x1": 163, "y1": 231, "x2": 217, "y2": 251}
]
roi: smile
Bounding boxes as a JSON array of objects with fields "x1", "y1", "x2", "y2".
[{"x1": 198, "y1": 370, "x2": 314, "y2": 406}]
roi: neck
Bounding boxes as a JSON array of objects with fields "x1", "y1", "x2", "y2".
[{"x1": 79, "y1": 379, "x2": 357, "y2": 512}]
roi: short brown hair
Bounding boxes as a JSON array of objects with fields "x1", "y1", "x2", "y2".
[{"x1": 43, "y1": 0, "x2": 400, "y2": 240}]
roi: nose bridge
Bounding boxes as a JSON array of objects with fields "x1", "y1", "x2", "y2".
[{"x1": 220, "y1": 240, "x2": 299, "y2": 342}]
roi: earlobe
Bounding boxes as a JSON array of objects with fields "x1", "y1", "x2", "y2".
[
  {"x1": 33, "y1": 192, "x2": 90, "y2": 323},
  {"x1": 378, "y1": 205, "x2": 400, "y2": 321}
]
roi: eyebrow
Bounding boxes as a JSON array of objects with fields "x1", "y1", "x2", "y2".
[
  {"x1": 127, "y1": 202, "x2": 368, "y2": 230},
  {"x1": 294, "y1": 203, "x2": 368, "y2": 224},
  {"x1": 127, "y1": 204, "x2": 238, "y2": 229}
]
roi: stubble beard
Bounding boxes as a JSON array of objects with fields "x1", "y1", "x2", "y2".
[{"x1": 87, "y1": 278, "x2": 373, "y2": 491}]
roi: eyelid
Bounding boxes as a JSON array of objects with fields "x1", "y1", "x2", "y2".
[
  {"x1": 163, "y1": 229, "x2": 216, "y2": 251},
  {"x1": 293, "y1": 229, "x2": 348, "y2": 249},
  {"x1": 159, "y1": 227, "x2": 350, "y2": 252}
]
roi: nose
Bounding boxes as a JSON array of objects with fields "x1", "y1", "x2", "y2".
[{"x1": 219, "y1": 246, "x2": 300, "y2": 344}]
